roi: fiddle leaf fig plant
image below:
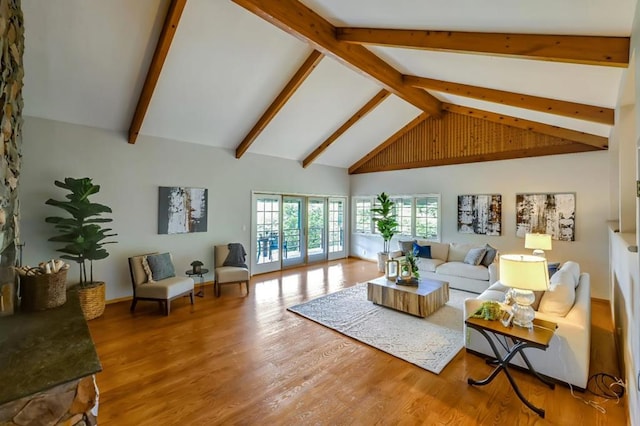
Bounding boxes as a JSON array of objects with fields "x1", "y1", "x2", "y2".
[
  {"x1": 370, "y1": 192, "x2": 398, "y2": 254},
  {"x1": 45, "y1": 177, "x2": 117, "y2": 287}
]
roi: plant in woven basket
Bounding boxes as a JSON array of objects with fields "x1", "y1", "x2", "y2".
[{"x1": 45, "y1": 177, "x2": 117, "y2": 288}]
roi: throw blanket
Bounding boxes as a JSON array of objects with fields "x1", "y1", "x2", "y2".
[{"x1": 223, "y1": 243, "x2": 247, "y2": 268}]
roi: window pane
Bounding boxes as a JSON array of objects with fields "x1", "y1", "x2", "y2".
[
  {"x1": 354, "y1": 199, "x2": 372, "y2": 233},
  {"x1": 392, "y1": 197, "x2": 412, "y2": 236}
]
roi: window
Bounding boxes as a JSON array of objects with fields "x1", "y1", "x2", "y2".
[
  {"x1": 352, "y1": 194, "x2": 440, "y2": 240},
  {"x1": 354, "y1": 198, "x2": 372, "y2": 233}
]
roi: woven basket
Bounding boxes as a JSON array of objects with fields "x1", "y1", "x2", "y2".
[
  {"x1": 78, "y1": 282, "x2": 105, "y2": 320},
  {"x1": 20, "y1": 269, "x2": 68, "y2": 312}
]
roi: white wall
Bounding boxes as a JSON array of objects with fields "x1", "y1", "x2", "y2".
[
  {"x1": 350, "y1": 151, "x2": 611, "y2": 299},
  {"x1": 20, "y1": 117, "x2": 350, "y2": 300}
]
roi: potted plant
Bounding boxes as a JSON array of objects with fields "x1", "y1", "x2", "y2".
[
  {"x1": 45, "y1": 177, "x2": 117, "y2": 320},
  {"x1": 401, "y1": 251, "x2": 420, "y2": 280},
  {"x1": 370, "y1": 192, "x2": 398, "y2": 272}
]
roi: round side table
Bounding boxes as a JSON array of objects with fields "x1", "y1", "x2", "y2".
[{"x1": 186, "y1": 268, "x2": 209, "y2": 297}]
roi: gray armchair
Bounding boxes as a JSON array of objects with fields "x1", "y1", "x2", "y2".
[
  {"x1": 214, "y1": 244, "x2": 250, "y2": 297},
  {"x1": 128, "y1": 253, "x2": 194, "y2": 315}
]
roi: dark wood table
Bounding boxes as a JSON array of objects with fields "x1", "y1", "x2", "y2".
[{"x1": 465, "y1": 316, "x2": 558, "y2": 418}]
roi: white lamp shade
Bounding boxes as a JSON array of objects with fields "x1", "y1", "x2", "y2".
[
  {"x1": 499, "y1": 254, "x2": 549, "y2": 291},
  {"x1": 524, "y1": 233, "x2": 552, "y2": 251}
]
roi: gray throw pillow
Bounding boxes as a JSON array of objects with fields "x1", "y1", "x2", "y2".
[
  {"x1": 399, "y1": 240, "x2": 416, "y2": 256},
  {"x1": 464, "y1": 247, "x2": 487, "y2": 266},
  {"x1": 481, "y1": 244, "x2": 498, "y2": 267},
  {"x1": 146, "y1": 252, "x2": 176, "y2": 281}
]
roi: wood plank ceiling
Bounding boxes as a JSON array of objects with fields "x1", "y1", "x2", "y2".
[{"x1": 128, "y1": 0, "x2": 630, "y2": 173}]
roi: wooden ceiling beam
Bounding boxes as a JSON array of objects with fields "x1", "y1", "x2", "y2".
[
  {"x1": 348, "y1": 112, "x2": 427, "y2": 174},
  {"x1": 128, "y1": 0, "x2": 187, "y2": 144},
  {"x1": 303, "y1": 89, "x2": 390, "y2": 168},
  {"x1": 336, "y1": 28, "x2": 630, "y2": 67},
  {"x1": 231, "y1": 0, "x2": 441, "y2": 116},
  {"x1": 442, "y1": 103, "x2": 608, "y2": 149},
  {"x1": 404, "y1": 75, "x2": 614, "y2": 125},
  {"x1": 235, "y1": 50, "x2": 324, "y2": 159}
]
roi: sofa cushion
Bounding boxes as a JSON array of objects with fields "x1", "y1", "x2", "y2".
[
  {"x1": 480, "y1": 244, "x2": 498, "y2": 267},
  {"x1": 415, "y1": 240, "x2": 449, "y2": 261},
  {"x1": 436, "y1": 261, "x2": 489, "y2": 281},
  {"x1": 398, "y1": 240, "x2": 416, "y2": 256},
  {"x1": 464, "y1": 247, "x2": 487, "y2": 265},
  {"x1": 538, "y1": 269, "x2": 576, "y2": 316},
  {"x1": 146, "y1": 252, "x2": 176, "y2": 281},
  {"x1": 416, "y1": 258, "x2": 445, "y2": 273},
  {"x1": 448, "y1": 243, "x2": 478, "y2": 262},
  {"x1": 135, "y1": 276, "x2": 194, "y2": 299},
  {"x1": 412, "y1": 242, "x2": 432, "y2": 258},
  {"x1": 560, "y1": 261, "x2": 581, "y2": 287}
]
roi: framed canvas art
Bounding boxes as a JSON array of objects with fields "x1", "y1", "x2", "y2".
[
  {"x1": 158, "y1": 186, "x2": 208, "y2": 234},
  {"x1": 458, "y1": 194, "x2": 502, "y2": 235},
  {"x1": 516, "y1": 192, "x2": 575, "y2": 241}
]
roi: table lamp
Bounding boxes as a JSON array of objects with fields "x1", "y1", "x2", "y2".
[
  {"x1": 524, "y1": 233, "x2": 552, "y2": 258},
  {"x1": 499, "y1": 254, "x2": 549, "y2": 329}
]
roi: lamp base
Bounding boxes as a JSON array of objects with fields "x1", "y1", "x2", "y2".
[
  {"x1": 531, "y1": 249, "x2": 546, "y2": 258},
  {"x1": 510, "y1": 288, "x2": 536, "y2": 329}
]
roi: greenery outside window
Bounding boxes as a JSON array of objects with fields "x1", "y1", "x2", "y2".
[{"x1": 352, "y1": 194, "x2": 440, "y2": 240}]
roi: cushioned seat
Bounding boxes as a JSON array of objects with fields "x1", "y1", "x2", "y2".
[
  {"x1": 214, "y1": 244, "x2": 249, "y2": 297},
  {"x1": 128, "y1": 253, "x2": 194, "y2": 315}
]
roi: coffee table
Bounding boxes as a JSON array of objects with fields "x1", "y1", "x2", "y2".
[{"x1": 366, "y1": 276, "x2": 449, "y2": 318}]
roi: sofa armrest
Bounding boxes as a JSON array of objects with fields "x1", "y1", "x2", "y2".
[
  {"x1": 389, "y1": 250, "x2": 403, "y2": 259},
  {"x1": 463, "y1": 298, "x2": 484, "y2": 320},
  {"x1": 488, "y1": 263, "x2": 498, "y2": 284}
]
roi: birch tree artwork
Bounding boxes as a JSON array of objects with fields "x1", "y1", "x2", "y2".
[
  {"x1": 516, "y1": 193, "x2": 575, "y2": 241},
  {"x1": 158, "y1": 187, "x2": 208, "y2": 234},
  {"x1": 458, "y1": 194, "x2": 502, "y2": 235}
]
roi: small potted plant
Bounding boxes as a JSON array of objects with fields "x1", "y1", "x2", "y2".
[
  {"x1": 190, "y1": 260, "x2": 203, "y2": 274},
  {"x1": 370, "y1": 192, "x2": 398, "y2": 272},
  {"x1": 45, "y1": 177, "x2": 117, "y2": 320}
]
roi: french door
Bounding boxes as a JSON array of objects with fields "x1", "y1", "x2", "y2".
[{"x1": 251, "y1": 193, "x2": 346, "y2": 274}]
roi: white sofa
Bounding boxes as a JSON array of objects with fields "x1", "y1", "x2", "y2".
[
  {"x1": 463, "y1": 261, "x2": 591, "y2": 389},
  {"x1": 391, "y1": 239, "x2": 499, "y2": 293}
]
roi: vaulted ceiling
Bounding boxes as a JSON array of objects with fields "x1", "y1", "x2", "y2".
[{"x1": 21, "y1": 0, "x2": 637, "y2": 172}]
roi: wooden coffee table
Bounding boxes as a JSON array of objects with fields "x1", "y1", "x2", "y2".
[{"x1": 366, "y1": 276, "x2": 449, "y2": 318}]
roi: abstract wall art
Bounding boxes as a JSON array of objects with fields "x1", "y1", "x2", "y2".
[
  {"x1": 516, "y1": 192, "x2": 575, "y2": 241},
  {"x1": 457, "y1": 194, "x2": 502, "y2": 235},
  {"x1": 158, "y1": 186, "x2": 208, "y2": 234}
]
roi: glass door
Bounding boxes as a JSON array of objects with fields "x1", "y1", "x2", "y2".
[
  {"x1": 252, "y1": 193, "x2": 282, "y2": 274},
  {"x1": 307, "y1": 197, "x2": 327, "y2": 263},
  {"x1": 328, "y1": 197, "x2": 346, "y2": 260},
  {"x1": 282, "y1": 196, "x2": 306, "y2": 268}
]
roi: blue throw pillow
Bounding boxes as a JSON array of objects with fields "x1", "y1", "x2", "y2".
[
  {"x1": 146, "y1": 252, "x2": 176, "y2": 281},
  {"x1": 412, "y1": 242, "x2": 431, "y2": 259}
]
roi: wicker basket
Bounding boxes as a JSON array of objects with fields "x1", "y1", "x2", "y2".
[
  {"x1": 78, "y1": 281, "x2": 105, "y2": 320},
  {"x1": 20, "y1": 269, "x2": 68, "y2": 312}
]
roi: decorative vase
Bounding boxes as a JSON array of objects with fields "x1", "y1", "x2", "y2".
[
  {"x1": 77, "y1": 281, "x2": 105, "y2": 320},
  {"x1": 377, "y1": 252, "x2": 389, "y2": 273}
]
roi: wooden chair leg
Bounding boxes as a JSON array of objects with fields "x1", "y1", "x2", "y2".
[
  {"x1": 189, "y1": 291, "x2": 194, "y2": 305},
  {"x1": 130, "y1": 298, "x2": 138, "y2": 312},
  {"x1": 245, "y1": 281, "x2": 249, "y2": 294},
  {"x1": 165, "y1": 300, "x2": 170, "y2": 316}
]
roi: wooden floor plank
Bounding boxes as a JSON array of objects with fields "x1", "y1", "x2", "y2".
[{"x1": 88, "y1": 258, "x2": 627, "y2": 425}]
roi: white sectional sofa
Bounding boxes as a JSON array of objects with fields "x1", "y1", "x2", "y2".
[
  {"x1": 391, "y1": 239, "x2": 499, "y2": 293},
  {"x1": 463, "y1": 261, "x2": 591, "y2": 389}
]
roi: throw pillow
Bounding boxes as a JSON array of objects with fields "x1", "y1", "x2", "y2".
[
  {"x1": 480, "y1": 244, "x2": 498, "y2": 267},
  {"x1": 560, "y1": 261, "x2": 581, "y2": 287},
  {"x1": 141, "y1": 256, "x2": 155, "y2": 283},
  {"x1": 412, "y1": 242, "x2": 431, "y2": 258},
  {"x1": 538, "y1": 269, "x2": 576, "y2": 316},
  {"x1": 399, "y1": 240, "x2": 417, "y2": 256},
  {"x1": 146, "y1": 252, "x2": 176, "y2": 281},
  {"x1": 464, "y1": 247, "x2": 487, "y2": 266}
]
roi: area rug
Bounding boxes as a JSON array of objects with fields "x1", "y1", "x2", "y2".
[{"x1": 287, "y1": 283, "x2": 475, "y2": 374}]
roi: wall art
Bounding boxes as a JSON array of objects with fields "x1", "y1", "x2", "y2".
[
  {"x1": 516, "y1": 192, "x2": 575, "y2": 241},
  {"x1": 158, "y1": 186, "x2": 208, "y2": 234},
  {"x1": 457, "y1": 194, "x2": 502, "y2": 235}
]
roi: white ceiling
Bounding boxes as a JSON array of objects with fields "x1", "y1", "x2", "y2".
[{"x1": 21, "y1": 0, "x2": 638, "y2": 169}]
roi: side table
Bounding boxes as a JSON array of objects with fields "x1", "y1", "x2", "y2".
[
  {"x1": 186, "y1": 269, "x2": 209, "y2": 297},
  {"x1": 465, "y1": 316, "x2": 557, "y2": 418}
]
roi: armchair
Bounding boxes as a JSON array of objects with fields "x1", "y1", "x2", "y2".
[
  {"x1": 214, "y1": 244, "x2": 250, "y2": 297},
  {"x1": 128, "y1": 252, "x2": 195, "y2": 315}
]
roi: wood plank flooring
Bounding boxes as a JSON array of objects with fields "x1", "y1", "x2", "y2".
[{"x1": 88, "y1": 258, "x2": 627, "y2": 425}]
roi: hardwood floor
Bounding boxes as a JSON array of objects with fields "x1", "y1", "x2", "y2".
[{"x1": 89, "y1": 258, "x2": 627, "y2": 425}]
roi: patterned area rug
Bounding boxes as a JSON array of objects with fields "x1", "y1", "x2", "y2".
[{"x1": 287, "y1": 283, "x2": 475, "y2": 374}]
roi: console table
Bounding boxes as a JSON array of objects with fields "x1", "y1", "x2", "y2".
[{"x1": 465, "y1": 316, "x2": 557, "y2": 418}]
